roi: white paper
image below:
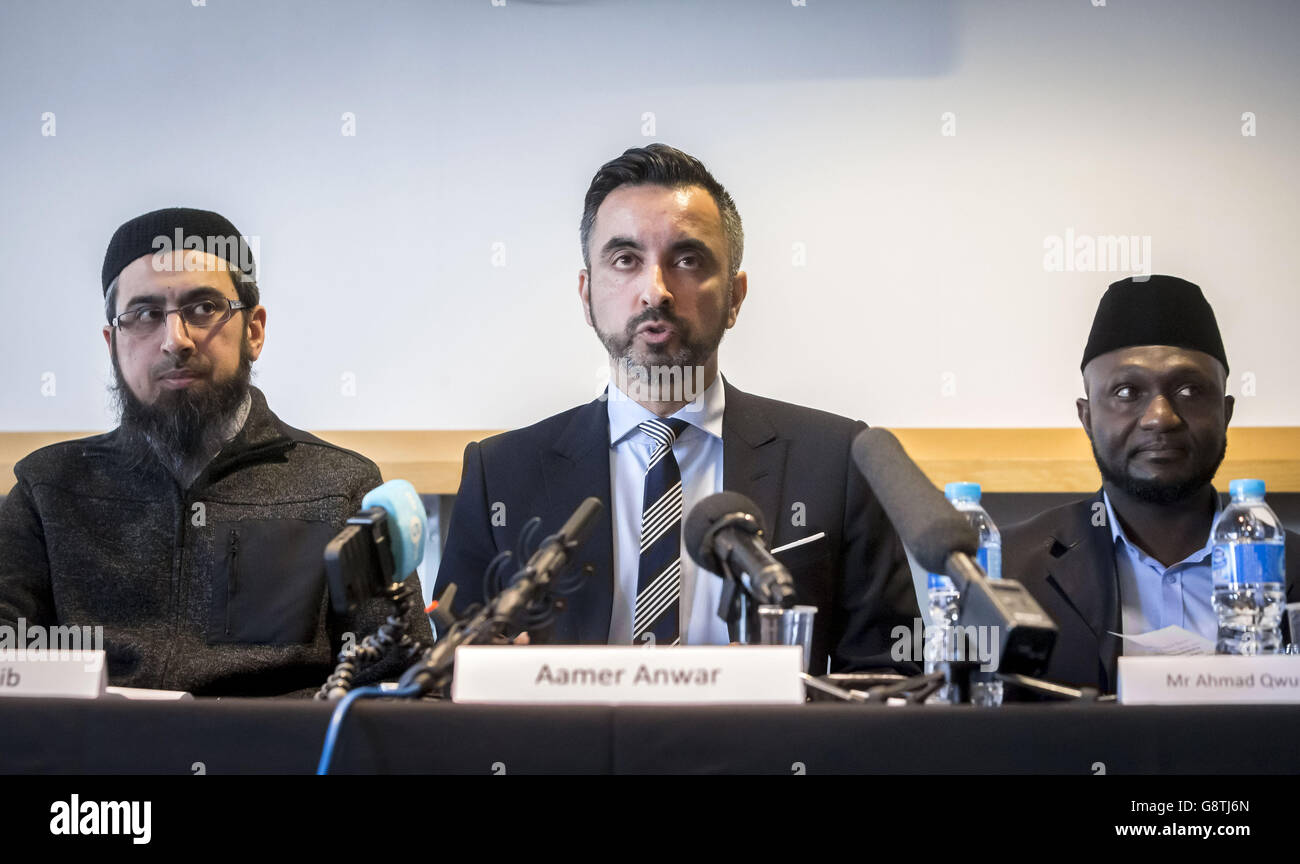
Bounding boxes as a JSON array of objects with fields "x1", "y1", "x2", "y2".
[
  {"x1": 104, "y1": 686, "x2": 193, "y2": 701},
  {"x1": 1110, "y1": 625, "x2": 1215, "y2": 656}
]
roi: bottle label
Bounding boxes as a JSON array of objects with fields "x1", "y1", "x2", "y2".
[
  {"x1": 977, "y1": 546, "x2": 1002, "y2": 580},
  {"x1": 927, "y1": 573, "x2": 953, "y2": 592},
  {"x1": 1212, "y1": 543, "x2": 1285, "y2": 587}
]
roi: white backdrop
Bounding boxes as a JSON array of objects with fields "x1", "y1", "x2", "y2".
[{"x1": 2, "y1": 0, "x2": 1296, "y2": 432}]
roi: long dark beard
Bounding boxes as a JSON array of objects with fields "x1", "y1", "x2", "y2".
[
  {"x1": 110, "y1": 334, "x2": 254, "y2": 475},
  {"x1": 1093, "y1": 435, "x2": 1228, "y2": 505}
]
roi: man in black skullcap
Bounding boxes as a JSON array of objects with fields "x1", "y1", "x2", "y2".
[
  {"x1": 0, "y1": 208, "x2": 429, "y2": 696},
  {"x1": 1003, "y1": 275, "x2": 1298, "y2": 693}
]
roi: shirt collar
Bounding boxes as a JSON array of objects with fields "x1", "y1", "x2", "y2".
[
  {"x1": 1102, "y1": 487, "x2": 1221, "y2": 567},
  {"x1": 607, "y1": 372, "x2": 726, "y2": 447}
]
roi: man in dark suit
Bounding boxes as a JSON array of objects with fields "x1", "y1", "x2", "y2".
[
  {"x1": 434, "y1": 144, "x2": 918, "y2": 673},
  {"x1": 1004, "y1": 276, "x2": 1299, "y2": 694}
]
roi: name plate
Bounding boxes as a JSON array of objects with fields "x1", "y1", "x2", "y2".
[
  {"x1": 452, "y1": 645, "x2": 804, "y2": 705},
  {"x1": 1118, "y1": 655, "x2": 1300, "y2": 705},
  {"x1": 0, "y1": 651, "x2": 107, "y2": 700}
]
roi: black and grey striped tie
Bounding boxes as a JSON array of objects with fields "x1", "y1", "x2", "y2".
[{"x1": 633, "y1": 417, "x2": 690, "y2": 646}]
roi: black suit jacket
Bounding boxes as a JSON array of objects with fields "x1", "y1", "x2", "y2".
[
  {"x1": 433, "y1": 379, "x2": 920, "y2": 672},
  {"x1": 1002, "y1": 490, "x2": 1300, "y2": 694}
]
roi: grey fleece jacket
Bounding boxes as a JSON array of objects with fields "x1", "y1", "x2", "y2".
[{"x1": 0, "y1": 387, "x2": 431, "y2": 696}]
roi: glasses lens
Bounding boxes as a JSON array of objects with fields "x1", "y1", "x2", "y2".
[
  {"x1": 119, "y1": 308, "x2": 163, "y2": 332},
  {"x1": 182, "y1": 299, "x2": 225, "y2": 328}
]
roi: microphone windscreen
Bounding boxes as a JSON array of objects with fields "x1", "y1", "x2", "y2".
[
  {"x1": 362, "y1": 479, "x2": 427, "y2": 578},
  {"x1": 684, "y1": 491, "x2": 767, "y2": 573},
  {"x1": 850, "y1": 427, "x2": 977, "y2": 573}
]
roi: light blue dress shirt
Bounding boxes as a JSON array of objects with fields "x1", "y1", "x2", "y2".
[
  {"x1": 606, "y1": 374, "x2": 730, "y2": 646},
  {"x1": 1104, "y1": 491, "x2": 1220, "y2": 652}
]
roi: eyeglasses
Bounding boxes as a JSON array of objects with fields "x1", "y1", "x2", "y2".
[{"x1": 110, "y1": 298, "x2": 248, "y2": 334}]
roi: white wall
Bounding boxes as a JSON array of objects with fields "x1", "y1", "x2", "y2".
[{"x1": 2, "y1": 0, "x2": 1296, "y2": 432}]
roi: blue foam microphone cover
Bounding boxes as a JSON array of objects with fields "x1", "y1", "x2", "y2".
[{"x1": 361, "y1": 479, "x2": 427, "y2": 578}]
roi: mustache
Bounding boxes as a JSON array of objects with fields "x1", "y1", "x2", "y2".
[
  {"x1": 624, "y1": 307, "x2": 684, "y2": 334},
  {"x1": 1128, "y1": 435, "x2": 1191, "y2": 454},
  {"x1": 150, "y1": 358, "x2": 209, "y2": 378}
]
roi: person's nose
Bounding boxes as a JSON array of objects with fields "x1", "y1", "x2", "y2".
[
  {"x1": 639, "y1": 264, "x2": 672, "y2": 309},
  {"x1": 160, "y1": 310, "x2": 196, "y2": 359},
  {"x1": 1139, "y1": 393, "x2": 1183, "y2": 431}
]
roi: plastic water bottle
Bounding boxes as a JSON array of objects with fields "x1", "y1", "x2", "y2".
[
  {"x1": 923, "y1": 571, "x2": 961, "y2": 703},
  {"x1": 954, "y1": 483, "x2": 1004, "y2": 705},
  {"x1": 1211, "y1": 479, "x2": 1286, "y2": 655},
  {"x1": 946, "y1": 482, "x2": 1002, "y2": 582},
  {"x1": 925, "y1": 483, "x2": 1004, "y2": 705}
]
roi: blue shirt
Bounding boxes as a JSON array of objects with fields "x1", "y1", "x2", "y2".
[
  {"x1": 1104, "y1": 491, "x2": 1220, "y2": 652},
  {"x1": 606, "y1": 374, "x2": 729, "y2": 646}
]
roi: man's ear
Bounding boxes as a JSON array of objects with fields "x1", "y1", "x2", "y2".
[
  {"x1": 102, "y1": 325, "x2": 112, "y2": 350},
  {"x1": 1076, "y1": 396, "x2": 1092, "y2": 440},
  {"x1": 726, "y1": 270, "x2": 747, "y2": 329},
  {"x1": 578, "y1": 269, "x2": 593, "y2": 327},
  {"x1": 1224, "y1": 393, "x2": 1235, "y2": 427},
  {"x1": 246, "y1": 306, "x2": 267, "y2": 361}
]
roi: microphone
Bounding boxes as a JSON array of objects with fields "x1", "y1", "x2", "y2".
[
  {"x1": 399, "y1": 497, "x2": 604, "y2": 695},
  {"x1": 849, "y1": 430, "x2": 977, "y2": 575},
  {"x1": 490, "y1": 496, "x2": 604, "y2": 626},
  {"x1": 318, "y1": 479, "x2": 431, "y2": 699},
  {"x1": 851, "y1": 428, "x2": 1057, "y2": 677},
  {"x1": 325, "y1": 479, "x2": 427, "y2": 615},
  {"x1": 684, "y1": 491, "x2": 796, "y2": 607}
]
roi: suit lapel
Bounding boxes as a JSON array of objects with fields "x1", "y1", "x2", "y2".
[
  {"x1": 721, "y1": 382, "x2": 789, "y2": 545},
  {"x1": 541, "y1": 396, "x2": 615, "y2": 644},
  {"x1": 1044, "y1": 491, "x2": 1122, "y2": 691}
]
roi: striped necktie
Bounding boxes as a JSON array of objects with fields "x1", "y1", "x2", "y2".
[{"x1": 633, "y1": 417, "x2": 690, "y2": 646}]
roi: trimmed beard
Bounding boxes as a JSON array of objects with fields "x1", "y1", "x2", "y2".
[
  {"x1": 109, "y1": 331, "x2": 254, "y2": 475},
  {"x1": 589, "y1": 287, "x2": 730, "y2": 403},
  {"x1": 1092, "y1": 435, "x2": 1228, "y2": 505}
]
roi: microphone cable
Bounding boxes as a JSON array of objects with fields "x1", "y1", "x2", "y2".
[{"x1": 315, "y1": 682, "x2": 423, "y2": 775}]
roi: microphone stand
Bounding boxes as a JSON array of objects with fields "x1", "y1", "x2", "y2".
[
  {"x1": 397, "y1": 497, "x2": 603, "y2": 697},
  {"x1": 317, "y1": 578, "x2": 426, "y2": 700},
  {"x1": 704, "y1": 512, "x2": 794, "y2": 641},
  {"x1": 868, "y1": 552, "x2": 1095, "y2": 704},
  {"x1": 717, "y1": 559, "x2": 757, "y2": 644}
]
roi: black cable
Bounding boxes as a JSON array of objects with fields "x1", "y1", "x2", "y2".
[{"x1": 316, "y1": 581, "x2": 423, "y2": 701}]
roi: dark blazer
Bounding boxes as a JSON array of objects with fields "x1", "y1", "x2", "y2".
[
  {"x1": 433, "y1": 379, "x2": 920, "y2": 673},
  {"x1": 1002, "y1": 490, "x2": 1300, "y2": 694}
]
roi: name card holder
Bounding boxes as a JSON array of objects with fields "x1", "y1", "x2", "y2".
[
  {"x1": 452, "y1": 645, "x2": 804, "y2": 705},
  {"x1": 0, "y1": 650, "x2": 107, "y2": 699},
  {"x1": 1118, "y1": 655, "x2": 1300, "y2": 705}
]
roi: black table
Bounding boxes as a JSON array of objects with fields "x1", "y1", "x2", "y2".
[{"x1": 2, "y1": 697, "x2": 1297, "y2": 774}]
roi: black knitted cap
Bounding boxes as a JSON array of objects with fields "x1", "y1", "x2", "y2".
[
  {"x1": 102, "y1": 207, "x2": 255, "y2": 294},
  {"x1": 1081, "y1": 275, "x2": 1228, "y2": 374}
]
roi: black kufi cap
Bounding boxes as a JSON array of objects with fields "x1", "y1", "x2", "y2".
[
  {"x1": 102, "y1": 207, "x2": 254, "y2": 295},
  {"x1": 1081, "y1": 275, "x2": 1227, "y2": 373}
]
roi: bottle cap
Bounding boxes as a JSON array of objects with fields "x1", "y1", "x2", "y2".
[
  {"x1": 944, "y1": 481, "x2": 982, "y2": 502},
  {"x1": 1228, "y1": 478, "x2": 1265, "y2": 499}
]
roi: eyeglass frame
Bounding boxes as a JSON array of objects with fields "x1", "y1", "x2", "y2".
[{"x1": 109, "y1": 296, "x2": 249, "y2": 334}]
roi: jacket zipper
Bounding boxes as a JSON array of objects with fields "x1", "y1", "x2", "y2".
[
  {"x1": 225, "y1": 528, "x2": 240, "y2": 636},
  {"x1": 161, "y1": 483, "x2": 187, "y2": 691}
]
